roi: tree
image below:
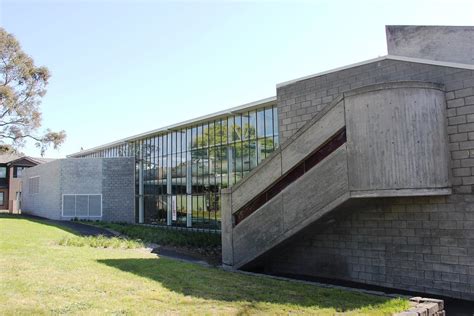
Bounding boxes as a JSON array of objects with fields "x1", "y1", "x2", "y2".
[{"x1": 0, "y1": 27, "x2": 65, "y2": 155}]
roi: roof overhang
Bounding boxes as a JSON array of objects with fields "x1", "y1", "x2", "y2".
[{"x1": 6, "y1": 156, "x2": 42, "y2": 166}]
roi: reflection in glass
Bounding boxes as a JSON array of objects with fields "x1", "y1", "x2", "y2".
[{"x1": 76, "y1": 105, "x2": 279, "y2": 231}]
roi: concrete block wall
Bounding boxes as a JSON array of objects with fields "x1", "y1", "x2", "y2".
[
  {"x1": 386, "y1": 25, "x2": 474, "y2": 65},
  {"x1": 264, "y1": 60, "x2": 474, "y2": 300},
  {"x1": 21, "y1": 158, "x2": 135, "y2": 223},
  {"x1": 265, "y1": 196, "x2": 474, "y2": 301},
  {"x1": 277, "y1": 59, "x2": 473, "y2": 143},
  {"x1": 102, "y1": 158, "x2": 135, "y2": 223},
  {"x1": 22, "y1": 160, "x2": 62, "y2": 220},
  {"x1": 61, "y1": 159, "x2": 102, "y2": 194}
]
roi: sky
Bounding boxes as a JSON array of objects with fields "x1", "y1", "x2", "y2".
[{"x1": 0, "y1": 0, "x2": 473, "y2": 158}]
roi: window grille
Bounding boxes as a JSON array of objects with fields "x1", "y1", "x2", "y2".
[
  {"x1": 29, "y1": 177, "x2": 40, "y2": 194},
  {"x1": 62, "y1": 194, "x2": 102, "y2": 218}
]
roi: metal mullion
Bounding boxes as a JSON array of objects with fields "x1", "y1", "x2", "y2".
[
  {"x1": 190, "y1": 127, "x2": 194, "y2": 226},
  {"x1": 181, "y1": 143, "x2": 184, "y2": 227},
  {"x1": 248, "y1": 111, "x2": 252, "y2": 174},
  {"x1": 201, "y1": 123, "x2": 205, "y2": 226},
  {"x1": 219, "y1": 119, "x2": 223, "y2": 189},
  {"x1": 239, "y1": 113, "x2": 244, "y2": 182},
  {"x1": 194, "y1": 126, "x2": 198, "y2": 226},
  {"x1": 214, "y1": 120, "x2": 219, "y2": 227},
  {"x1": 152, "y1": 136, "x2": 156, "y2": 223},
  {"x1": 174, "y1": 131, "x2": 177, "y2": 225},
  {"x1": 159, "y1": 136, "x2": 163, "y2": 224},
  {"x1": 228, "y1": 117, "x2": 232, "y2": 186},
  {"x1": 208, "y1": 122, "x2": 212, "y2": 227},
  {"x1": 263, "y1": 107, "x2": 267, "y2": 160},
  {"x1": 182, "y1": 130, "x2": 186, "y2": 226},
  {"x1": 256, "y1": 109, "x2": 260, "y2": 163}
]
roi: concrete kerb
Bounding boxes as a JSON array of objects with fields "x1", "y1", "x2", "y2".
[{"x1": 395, "y1": 297, "x2": 445, "y2": 316}]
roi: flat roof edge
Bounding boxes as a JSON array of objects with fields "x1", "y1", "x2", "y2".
[
  {"x1": 68, "y1": 96, "x2": 276, "y2": 157},
  {"x1": 69, "y1": 54, "x2": 474, "y2": 158},
  {"x1": 276, "y1": 55, "x2": 474, "y2": 88}
]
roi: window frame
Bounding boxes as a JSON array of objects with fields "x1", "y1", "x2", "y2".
[
  {"x1": 0, "y1": 167, "x2": 7, "y2": 179},
  {"x1": 61, "y1": 194, "x2": 103, "y2": 218}
]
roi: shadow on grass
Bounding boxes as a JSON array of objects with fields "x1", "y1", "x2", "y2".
[{"x1": 97, "y1": 257, "x2": 401, "y2": 312}]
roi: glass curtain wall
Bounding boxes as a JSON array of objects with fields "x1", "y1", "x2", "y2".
[{"x1": 76, "y1": 105, "x2": 279, "y2": 231}]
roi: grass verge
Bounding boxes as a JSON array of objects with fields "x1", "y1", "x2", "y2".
[
  {"x1": 83, "y1": 220, "x2": 220, "y2": 247},
  {"x1": 0, "y1": 214, "x2": 410, "y2": 315},
  {"x1": 58, "y1": 234, "x2": 145, "y2": 249}
]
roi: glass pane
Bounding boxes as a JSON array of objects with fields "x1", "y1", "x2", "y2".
[
  {"x1": 265, "y1": 107, "x2": 273, "y2": 137},
  {"x1": 247, "y1": 111, "x2": 257, "y2": 140},
  {"x1": 257, "y1": 109, "x2": 265, "y2": 138},
  {"x1": 233, "y1": 115, "x2": 242, "y2": 142},
  {"x1": 241, "y1": 113, "x2": 249, "y2": 141},
  {"x1": 207, "y1": 122, "x2": 214, "y2": 148},
  {"x1": 249, "y1": 140, "x2": 258, "y2": 170},
  {"x1": 273, "y1": 106, "x2": 279, "y2": 137}
]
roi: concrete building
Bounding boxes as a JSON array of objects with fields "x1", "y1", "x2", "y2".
[
  {"x1": 21, "y1": 157, "x2": 135, "y2": 223},
  {"x1": 68, "y1": 25, "x2": 474, "y2": 300}
]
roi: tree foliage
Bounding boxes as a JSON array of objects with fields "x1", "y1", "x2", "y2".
[
  {"x1": 0, "y1": 27, "x2": 65, "y2": 155},
  {"x1": 191, "y1": 123, "x2": 274, "y2": 159}
]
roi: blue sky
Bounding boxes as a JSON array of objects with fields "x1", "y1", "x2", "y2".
[{"x1": 0, "y1": 0, "x2": 473, "y2": 158}]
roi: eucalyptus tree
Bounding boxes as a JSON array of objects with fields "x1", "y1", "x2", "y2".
[{"x1": 0, "y1": 27, "x2": 65, "y2": 155}]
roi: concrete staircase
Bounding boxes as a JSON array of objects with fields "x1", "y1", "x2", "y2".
[{"x1": 222, "y1": 81, "x2": 452, "y2": 270}]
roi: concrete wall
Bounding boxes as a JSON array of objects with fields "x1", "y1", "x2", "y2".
[
  {"x1": 224, "y1": 81, "x2": 451, "y2": 270},
  {"x1": 386, "y1": 25, "x2": 474, "y2": 65},
  {"x1": 265, "y1": 195, "x2": 474, "y2": 301},
  {"x1": 232, "y1": 146, "x2": 349, "y2": 268},
  {"x1": 265, "y1": 60, "x2": 474, "y2": 300},
  {"x1": 21, "y1": 158, "x2": 135, "y2": 223},
  {"x1": 344, "y1": 82, "x2": 450, "y2": 196},
  {"x1": 22, "y1": 160, "x2": 62, "y2": 220},
  {"x1": 102, "y1": 158, "x2": 135, "y2": 223},
  {"x1": 61, "y1": 158, "x2": 103, "y2": 195},
  {"x1": 277, "y1": 60, "x2": 473, "y2": 144}
]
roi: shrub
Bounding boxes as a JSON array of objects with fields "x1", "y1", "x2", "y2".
[{"x1": 83, "y1": 222, "x2": 221, "y2": 250}]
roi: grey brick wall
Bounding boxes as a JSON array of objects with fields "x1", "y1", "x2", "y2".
[
  {"x1": 21, "y1": 158, "x2": 135, "y2": 223},
  {"x1": 102, "y1": 158, "x2": 135, "y2": 223},
  {"x1": 61, "y1": 158, "x2": 102, "y2": 194},
  {"x1": 265, "y1": 196, "x2": 474, "y2": 301},
  {"x1": 22, "y1": 160, "x2": 62, "y2": 220},
  {"x1": 277, "y1": 60, "x2": 473, "y2": 143},
  {"x1": 265, "y1": 60, "x2": 474, "y2": 300}
]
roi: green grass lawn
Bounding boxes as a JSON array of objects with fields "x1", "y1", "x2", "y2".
[{"x1": 0, "y1": 215, "x2": 409, "y2": 315}]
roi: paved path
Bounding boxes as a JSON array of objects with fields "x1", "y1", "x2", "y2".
[
  {"x1": 22, "y1": 214, "x2": 115, "y2": 237},
  {"x1": 23, "y1": 214, "x2": 210, "y2": 265},
  {"x1": 51, "y1": 220, "x2": 116, "y2": 237}
]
